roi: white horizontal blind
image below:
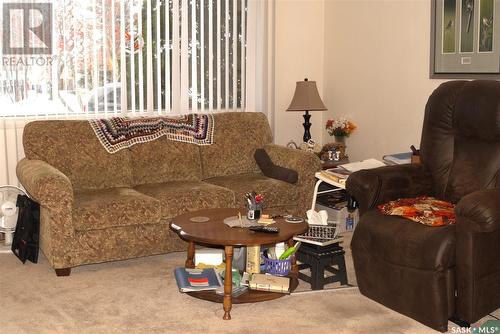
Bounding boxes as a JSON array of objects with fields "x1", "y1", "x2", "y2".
[{"x1": 0, "y1": 0, "x2": 249, "y2": 118}]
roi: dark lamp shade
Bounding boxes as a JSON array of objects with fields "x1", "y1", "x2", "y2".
[{"x1": 286, "y1": 80, "x2": 327, "y2": 111}]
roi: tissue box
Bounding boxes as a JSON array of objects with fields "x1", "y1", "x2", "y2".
[
  {"x1": 195, "y1": 248, "x2": 224, "y2": 266},
  {"x1": 316, "y1": 203, "x2": 359, "y2": 230},
  {"x1": 316, "y1": 203, "x2": 348, "y2": 224}
]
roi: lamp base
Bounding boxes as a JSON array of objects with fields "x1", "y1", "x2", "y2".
[{"x1": 302, "y1": 111, "x2": 311, "y2": 142}]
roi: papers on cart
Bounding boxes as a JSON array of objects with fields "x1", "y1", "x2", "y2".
[{"x1": 338, "y1": 158, "x2": 385, "y2": 173}]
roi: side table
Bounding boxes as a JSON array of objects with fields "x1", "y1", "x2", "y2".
[
  {"x1": 310, "y1": 171, "x2": 346, "y2": 211},
  {"x1": 170, "y1": 208, "x2": 308, "y2": 320},
  {"x1": 311, "y1": 170, "x2": 359, "y2": 229}
]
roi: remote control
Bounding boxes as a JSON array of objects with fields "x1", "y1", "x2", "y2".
[{"x1": 249, "y1": 225, "x2": 279, "y2": 233}]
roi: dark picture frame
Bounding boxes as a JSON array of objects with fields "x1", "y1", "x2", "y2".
[{"x1": 430, "y1": 0, "x2": 500, "y2": 78}]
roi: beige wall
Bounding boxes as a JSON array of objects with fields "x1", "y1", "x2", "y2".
[
  {"x1": 322, "y1": 0, "x2": 447, "y2": 161},
  {"x1": 273, "y1": 0, "x2": 326, "y2": 146}
]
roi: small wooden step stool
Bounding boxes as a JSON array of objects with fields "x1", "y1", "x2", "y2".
[{"x1": 296, "y1": 242, "x2": 348, "y2": 290}]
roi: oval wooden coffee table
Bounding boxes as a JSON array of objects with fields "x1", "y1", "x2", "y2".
[{"x1": 170, "y1": 208, "x2": 308, "y2": 320}]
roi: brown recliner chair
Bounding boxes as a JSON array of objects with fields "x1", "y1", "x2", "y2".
[{"x1": 346, "y1": 80, "x2": 500, "y2": 332}]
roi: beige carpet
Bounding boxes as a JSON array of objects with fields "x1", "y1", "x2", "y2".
[{"x1": 0, "y1": 234, "x2": 497, "y2": 334}]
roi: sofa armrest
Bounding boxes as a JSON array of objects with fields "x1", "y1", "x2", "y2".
[
  {"x1": 17, "y1": 158, "x2": 74, "y2": 213},
  {"x1": 17, "y1": 158, "x2": 75, "y2": 268},
  {"x1": 346, "y1": 164, "x2": 434, "y2": 214},
  {"x1": 263, "y1": 144, "x2": 322, "y2": 216},
  {"x1": 456, "y1": 188, "x2": 500, "y2": 233}
]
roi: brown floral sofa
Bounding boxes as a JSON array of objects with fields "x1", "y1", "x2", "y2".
[{"x1": 16, "y1": 112, "x2": 321, "y2": 276}]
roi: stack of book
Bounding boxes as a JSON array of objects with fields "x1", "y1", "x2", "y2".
[
  {"x1": 382, "y1": 152, "x2": 412, "y2": 165},
  {"x1": 248, "y1": 273, "x2": 290, "y2": 293},
  {"x1": 320, "y1": 159, "x2": 387, "y2": 185},
  {"x1": 175, "y1": 267, "x2": 291, "y2": 296},
  {"x1": 320, "y1": 167, "x2": 351, "y2": 185}
]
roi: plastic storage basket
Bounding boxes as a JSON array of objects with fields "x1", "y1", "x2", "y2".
[{"x1": 262, "y1": 254, "x2": 292, "y2": 276}]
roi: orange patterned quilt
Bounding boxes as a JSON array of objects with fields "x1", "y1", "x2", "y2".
[{"x1": 378, "y1": 196, "x2": 455, "y2": 227}]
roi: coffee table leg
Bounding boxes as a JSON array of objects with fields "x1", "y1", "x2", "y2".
[
  {"x1": 186, "y1": 241, "x2": 195, "y2": 268},
  {"x1": 223, "y1": 245, "x2": 233, "y2": 320},
  {"x1": 288, "y1": 238, "x2": 299, "y2": 275}
]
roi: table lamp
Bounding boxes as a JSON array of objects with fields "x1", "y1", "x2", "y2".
[{"x1": 286, "y1": 78, "x2": 327, "y2": 142}]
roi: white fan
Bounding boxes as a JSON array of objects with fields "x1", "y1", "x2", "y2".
[{"x1": 0, "y1": 186, "x2": 26, "y2": 249}]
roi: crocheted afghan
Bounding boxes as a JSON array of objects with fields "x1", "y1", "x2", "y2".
[{"x1": 89, "y1": 114, "x2": 214, "y2": 153}]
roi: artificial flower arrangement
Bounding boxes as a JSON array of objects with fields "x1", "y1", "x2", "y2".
[
  {"x1": 325, "y1": 117, "x2": 357, "y2": 137},
  {"x1": 244, "y1": 192, "x2": 264, "y2": 207}
]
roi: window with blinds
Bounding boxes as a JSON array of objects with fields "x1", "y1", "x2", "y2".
[{"x1": 0, "y1": 0, "x2": 248, "y2": 117}]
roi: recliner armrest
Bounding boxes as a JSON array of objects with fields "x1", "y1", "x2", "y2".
[
  {"x1": 456, "y1": 188, "x2": 500, "y2": 233},
  {"x1": 346, "y1": 164, "x2": 434, "y2": 214}
]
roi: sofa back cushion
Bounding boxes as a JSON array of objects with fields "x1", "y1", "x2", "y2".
[
  {"x1": 199, "y1": 112, "x2": 273, "y2": 179},
  {"x1": 23, "y1": 120, "x2": 133, "y2": 190},
  {"x1": 420, "y1": 80, "x2": 500, "y2": 203},
  {"x1": 130, "y1": 137, "x2": 203, "y2": 185}
]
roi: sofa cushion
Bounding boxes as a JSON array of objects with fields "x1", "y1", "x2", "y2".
[
  {"x1": 73, "y1": 188, "x2": 161, "y2": 231},
  {"x1": 134, "y1": 181, "x2": 235, "y2": 219},
  {"x1": 352, "y1": 209, "x2": 456, "y2": 271},
  {"x1": 204, "y1": 172, "x2": 299, "y2": 209},
  {"x1": 129, "y1": 137, "x2": 203, "y2": 185},
  {"x1": 199, "y1": 112, "x2": 273, "y2": 179},
  {"x1": 23, "y1": 120, "x2": 133, "y2": 190}
]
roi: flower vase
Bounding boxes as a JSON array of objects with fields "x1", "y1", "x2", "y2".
[
  {"x1": 334, "y1": 136, "x2": 346, "y2": 144},
  {"x1": 334, "y1": 136, "x2": 347, "y2": 159}
]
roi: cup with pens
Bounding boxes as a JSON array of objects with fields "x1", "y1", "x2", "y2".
[{"x1": 245, "y1": 192, "x2": 264, "y2": 220}]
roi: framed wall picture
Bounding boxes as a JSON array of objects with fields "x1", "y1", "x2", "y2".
[{"x1": 430, "y1": 0, "x2": 500, "y2": 78}]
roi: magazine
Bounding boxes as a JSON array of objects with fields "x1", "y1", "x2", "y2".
[
  {"x1": 339, "y1": 158, "x2": 386, "y2": 173},
  {"x1": 215, "y1": 285, "x2": 248, "y2": 297},
  {"x1": 382, "y1": 152, "x2": 412, "y2": 165},
  {"x1": 174, "y1": 267, "x2": 223, "y2": 292}
]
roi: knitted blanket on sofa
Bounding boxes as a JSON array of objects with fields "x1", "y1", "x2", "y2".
[{"x1": 89, "y1": 113, "x2": 214, "y2": 153}]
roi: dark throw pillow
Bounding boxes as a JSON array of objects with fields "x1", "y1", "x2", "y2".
[{"x1": 254, "y1": 148, "x2": 298, "y2": 184}]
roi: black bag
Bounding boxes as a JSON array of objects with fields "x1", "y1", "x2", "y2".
[{"x1": 11, "y1": 195, "x2": 40, "y2": 264}]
